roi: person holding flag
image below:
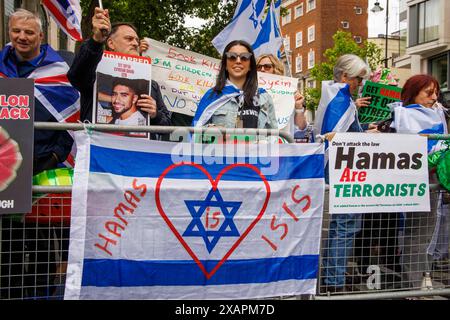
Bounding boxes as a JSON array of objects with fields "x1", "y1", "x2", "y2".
[
  {"x1": 192, "y1": 40, "x2": 277, "y2": 131},
  {"x1": 67, "y1": 6, "x2": 171, "y2": 139}
]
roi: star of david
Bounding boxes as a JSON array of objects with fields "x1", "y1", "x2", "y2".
[
  {"x1": 249, "y1": 12, "x2": 259, "y2": 29},
  {"x1": 183, "y1": 188, "x2": 241, "y2": 253}
]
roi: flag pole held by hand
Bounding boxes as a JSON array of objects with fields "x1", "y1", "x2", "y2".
[{"x1": 98, "y1": 0, "x2": 109, "y2": 39}]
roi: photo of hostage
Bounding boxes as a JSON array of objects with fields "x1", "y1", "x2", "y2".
[{"x1": 95, "y1": 75, "x2": 151, "y2": 137}]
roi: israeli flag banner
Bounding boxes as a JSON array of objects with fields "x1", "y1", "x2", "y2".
[
  {"x1": 65, "y1": 131, "x2": 325, "y2": 300},
  {"x1": 212, "y1": 0, "x2": 267, "y2": 55},
  {"x1": 314, "y1": 81, "x2": 359, "y2": 135},
  {"x1": 391, "y1": 103, "x2": 448, "y2": 154}
]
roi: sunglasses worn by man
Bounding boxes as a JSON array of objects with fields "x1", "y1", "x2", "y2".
[{"x1": 225, "y1": 52, "x2": 253, "y2": 62}]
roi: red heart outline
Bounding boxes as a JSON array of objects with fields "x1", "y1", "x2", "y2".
[{"x1": 155, "y1": 162, "x2": 271, "y2": 279}]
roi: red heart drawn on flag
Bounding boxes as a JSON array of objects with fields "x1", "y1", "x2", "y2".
[{"x1": 155, "y1": 162, "x2": 271, "y2": 279}]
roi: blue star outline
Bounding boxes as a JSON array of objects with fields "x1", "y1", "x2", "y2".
[{"x1": 183, "y1": 188, "x2": 241, "y2": 253}]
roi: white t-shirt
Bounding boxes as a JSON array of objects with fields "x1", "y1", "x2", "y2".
[{"x1": 114, "y1": 110, "x2": 147, "y2": 126}]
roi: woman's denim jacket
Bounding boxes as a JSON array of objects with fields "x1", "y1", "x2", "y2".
[{"x1": 206, "y1": 92, "x2": 278, "y2": 129}]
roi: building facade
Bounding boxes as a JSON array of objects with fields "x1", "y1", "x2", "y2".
[
  {"x1": 1, "y1": 0, "x2": 76, "y2": 52},
  {"x1": 280, "y1": 0, "x2": 368, "y2": 90},
  {"x1": 394, "y1": 0, "x2": 450, "y2": 102}
]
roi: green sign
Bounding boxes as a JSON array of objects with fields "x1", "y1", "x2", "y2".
[{"x1": 358, "y1": 81, "x2": 402, "y2": 124}]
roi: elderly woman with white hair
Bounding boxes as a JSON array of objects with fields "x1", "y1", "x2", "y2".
[{"x1": 316, "y1": 54, "x2": 372, "y2": 293}]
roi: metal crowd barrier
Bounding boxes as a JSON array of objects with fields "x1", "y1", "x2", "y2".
[{"x1": 1, "y1": 124, "x2": 449, "y2": 300}]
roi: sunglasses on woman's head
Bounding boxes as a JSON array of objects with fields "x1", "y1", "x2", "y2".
[
  {"x1": 256, "y1": 63, "x2": 274, "y2": 71},
  {"x1": 225, "y1": 52, "x2": 253, "y2": 62}
]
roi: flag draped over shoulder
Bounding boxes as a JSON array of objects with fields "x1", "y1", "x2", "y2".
[
  {"x1": 314, "y1": 81, "x2": 359, "y2": 135},
  {"x1": 0, "y1": 44, "x2": 80, "y2": 123},
  {"x1": 212, "y1": 0, "x2": 267, "y2": 55},
  {"x1": 42, "y1": 0, "x2": 83, "y2": 42},
  {"x1": 65, "y1": 131, "x2": 325, "y2": 299},
  {"x1": 252, "y1": 0, "x2": 283, "y2": 57},
  {"x1": 391, "y1": 102, "x2": 448, "y2": 153},
  {"x1": 192, "y1": 85, "x2": 268, "y2": 127}
]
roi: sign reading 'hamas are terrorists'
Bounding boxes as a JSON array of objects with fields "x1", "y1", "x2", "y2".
[
  {"x1": 328, "y1": 133, "x2": 430, "y2": 214},
  {"x1": 358, "y1": 81, "x2": 402, "y2": 124}
]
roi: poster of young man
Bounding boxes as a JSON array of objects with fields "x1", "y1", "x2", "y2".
[
  {"x1": 328, "y1": 133, "x2": 430, "y2": 214},
  {"x1": 0, "y1": 78, "x2": 34, "y2": 214},
  {"x1": 93, "y1": 51, "x2": 152, "y2": 138}
]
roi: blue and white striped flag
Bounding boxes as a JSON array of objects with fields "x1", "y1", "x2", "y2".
[
  {"x1": 65, "y1": 131, "x2": 325, "y2": 299},
  {"x1": 212, "y1": 0, "x2": 267, "y2": 55},
  {"x1": 391, "y1": 102, "x2": 448, "y2": 153},
  {"x1": 253, "y1": 0, "x2": 283, "y2": 57},
  {"x1": 314, "y1": 81, "x2": 359, "y2": 135}
]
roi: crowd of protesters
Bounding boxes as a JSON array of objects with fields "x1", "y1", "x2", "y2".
[{"x1": 0, "y1": 7, "x2": 449, "y2": 299}]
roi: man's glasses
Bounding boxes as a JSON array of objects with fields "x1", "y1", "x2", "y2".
[
  {"x1": 225, "y1": 52, "x2": 253, "y2": 62},
  {"x1": 356, "y1": 76, "x2": 364, "y2": 83},
  {"x1": 257, "y1": 63, "x2": 274, "y2": 71}
]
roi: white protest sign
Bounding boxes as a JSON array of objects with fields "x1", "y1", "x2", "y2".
[
  {"x1": 258, "y1": 72, "x2": 297, "y2": 129},
  {"x1": 93, "y1": 51, "x2": 152, "y2": 138},
  {"x1": 143, "y1": 39, "x2": 297, "y2": 129},
  {"x1": 143, "y1": 38, "x2": 219, "y2": 117},
  {"x1": 329, "y1": 133, "x2": 430, "y2": 214}
]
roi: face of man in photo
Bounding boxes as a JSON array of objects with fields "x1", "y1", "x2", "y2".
[{"x1": 111, "y1": 84, "x2": 138, "y2": 118}]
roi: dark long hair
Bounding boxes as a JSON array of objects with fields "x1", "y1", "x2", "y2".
[
  {"x1": 401, "y1": 74, "x2": 440, "y2": 106},
  {"x1": 213, "y1": 40, "x2": 258, "y2": 107}
]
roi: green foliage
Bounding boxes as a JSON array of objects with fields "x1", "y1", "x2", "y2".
[
  {"x1": 304, "y1": 31, "x2": 383, "y2": 111},
  {"x1": 79, "y1": 0, "x2": 236, "y2": 57}
]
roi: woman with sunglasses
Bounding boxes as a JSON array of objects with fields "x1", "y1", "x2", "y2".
[
  {"x1": 192, "y1": 40, "x2": 277, "y2": 131},
  {"x1": 256, "y1": 54, "x2": 308, "y2": 138}
]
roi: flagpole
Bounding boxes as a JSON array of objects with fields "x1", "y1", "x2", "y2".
[{"x1": 272, "y1": 0, "x2": 292, "y2": 77}]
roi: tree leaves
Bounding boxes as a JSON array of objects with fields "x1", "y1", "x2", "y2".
[
  {"x1": 305, "y1": 31, "x2": 383, "y2": 112},
  {"x1": 79, "y1": 0, "x2": 236, "y2": 57}
]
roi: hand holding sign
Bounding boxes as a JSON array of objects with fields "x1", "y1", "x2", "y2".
[{"x1": 137, "y1": 94, "x2": 158, "y2": 119}]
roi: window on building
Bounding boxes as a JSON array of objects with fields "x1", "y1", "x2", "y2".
[
  {"x1": 430, "y1": 53, "x2": 449, "y2": 92},
  {"x1": 341, "y1": 21, "x2": 350, "y2": 29},
  {"x1": 282, "y1": 8, "x2": 292, "y2": 26},
  {"x1": 355, "y1": 6, "x2": 363, "y2": 15},
  {"x1": 295, "y1": 31, "x2": 303, "y2": 48},
  {"x1": 354, "y1": 36, "x2": 362, "y2": 44},
  {"x1": 284, "y1": 36, "x2": 290, "y2": 51},
  {"x1": 296, "y1": 55, "x2": 303, "y2": 73},
  {"x1": 307, "y1": 79, "x2": 316, "y2": 88},
  {"x1": 308, "y1": 50, "x2": 315, "y2": 69},
  {"x1": 307, "y1": 25, "x2": 315, "y2": 43},
  {"x1": 307, "y1": 0, "x2": 316, "y2": 12},
  {"x1": 409, "y1": 0, "x2": 439, "y2": 46},
  {"x1": 295, "y1": 3, "x2": 304, "y2": 18}
]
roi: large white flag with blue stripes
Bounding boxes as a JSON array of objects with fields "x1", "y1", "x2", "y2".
[
  {"x1": 65, "y1": 131, "x2": 325, "y2": 299},
  {"x1": 212, "y1": 0, "x2": 267, "y2": 55},
  {"x1": 252, "y1": 0, "x2": 283, "y2": 57}
]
